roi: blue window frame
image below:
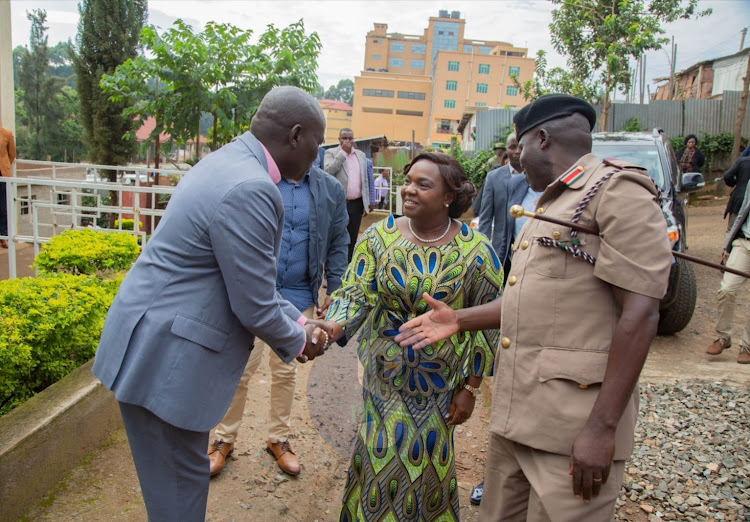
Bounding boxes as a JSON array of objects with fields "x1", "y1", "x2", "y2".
[
  {"x1": 410, "y1": 59, "x2": 425, "y2": 69},
  {"x1": 389, "y1": 58, "x2": 403, "y2": 68},
  {"x1": 506, "y1": 86, "x2": 519, "y2": 96},
  {"x1": 476, "y1": 83, "x2": 488, "y2": 94},
  {"x1": 478, "y1": 64, "x2": 490, "y2": 74},
  {"x1": 509, "y1": 66, "x2": 521, "y2": 76},
  {"x1": 390, "y1": 42, "x2": 404, "y2": 53},
  {"x1": 411, "y1": 44, "x2": 426, "y2": 55},
  {"x1": 448, "y1": 61, "x2": 459, "y2": 72},
  {"x1": 444, "y1": 99, "x2": 456, "y2": 109},
  {"x1": 446, "y1": 80, "x2": 457, "y2": 91}
]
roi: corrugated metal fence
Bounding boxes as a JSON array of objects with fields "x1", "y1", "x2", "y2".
[{"x1": 476, "y1": 90, "x2": 750, "y2": 150}]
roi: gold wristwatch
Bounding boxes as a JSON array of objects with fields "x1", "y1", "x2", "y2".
[{"x1": 463, "y1": 383, "x2": 480, "y2": 397}]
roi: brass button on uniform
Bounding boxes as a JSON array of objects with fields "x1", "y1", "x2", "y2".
[
  {"x1": 520, "y1": 240, "x2": 529, "y2": 250},
  {"x1": 501, "y1": 337, "x2": 511, "y2": 349},
  {"x1": 578, "y1": 383, "x2": 588, "y2": 389},
  {"x1": 536, "y1": 207, "x2": 545, "y2": 214},
  {"x1": 507, "y1": 275, "x2": 517, "y2": 286},
  {"x1": 552, "y1": 231, "x2": 561, "y2": 240}
]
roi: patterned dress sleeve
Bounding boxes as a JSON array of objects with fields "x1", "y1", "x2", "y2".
[
  {"x1": 460, "y1": 236, "x2": 503, "y2": 379},
  {"x1": 325, "y1": 226, "x2": 379, "y2": 339}
]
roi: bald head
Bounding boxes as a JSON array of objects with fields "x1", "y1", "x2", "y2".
[{"x1": 251, "y1": 86, "x2": 326, "y2": 181}]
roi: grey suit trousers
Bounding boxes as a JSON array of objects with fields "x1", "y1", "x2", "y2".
[{"x1": 119, "y1": 402, "x2": 209, "y2": 521}]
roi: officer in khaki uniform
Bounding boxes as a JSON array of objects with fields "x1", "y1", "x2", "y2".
[{"x1": 394, "y1": 94, "x2": 673, "y2": 521}]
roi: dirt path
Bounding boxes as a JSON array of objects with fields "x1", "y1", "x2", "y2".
[{"x1": 20, "y1": 202, "x2": 750, "y2": 522}]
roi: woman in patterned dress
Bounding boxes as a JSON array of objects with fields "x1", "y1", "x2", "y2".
[{"x1": 323, "y1": 152, "x2": 503, "y2": 521}]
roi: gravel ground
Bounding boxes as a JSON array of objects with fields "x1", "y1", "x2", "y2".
[{"x1": 616, "y1": 381, "x2": 750, "y2": 522}]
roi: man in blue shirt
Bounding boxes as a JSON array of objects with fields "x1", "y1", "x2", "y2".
[{"x1": 208, "y1": 165, "x2": 349, "y2": 477}]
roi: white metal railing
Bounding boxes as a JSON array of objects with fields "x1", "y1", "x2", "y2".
[
  {"x1": 3, "y1": 160, "x2": 188, "y2": 278},
  {"x1": 372, "y1": 166, "x2": 401, "y2": 215}
]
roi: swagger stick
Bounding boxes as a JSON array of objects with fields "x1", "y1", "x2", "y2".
[{"x1": 509, "y1": 205, "x2": 750, "y2": 279}]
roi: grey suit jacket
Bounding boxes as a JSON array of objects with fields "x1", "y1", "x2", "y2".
[
  {"x1": 92, "y1": 132, "x2": 305, "y2": 432},
  {"x1": 479, "y1": 165, "x2": 514, "y2": 258},
  {"x1": 498, "y1": 174, "x2": 531, "y2": 270},
  {"x1": 324, "y1": 146, "x2": 372, "y2": 214},
  {"x1": 725, "y1": 181, "x2": 750, "y2": 252}
]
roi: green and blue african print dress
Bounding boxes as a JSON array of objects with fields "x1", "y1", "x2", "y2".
[{"x1": 327, "y1": 215, "x2": 502, "y2": 522}]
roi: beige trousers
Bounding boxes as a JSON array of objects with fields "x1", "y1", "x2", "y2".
[
  {"x1": 214, "y1": 306, "x2": 315, "y2": 444},
  {"x1": 480, "y1": 433, "x2": 624, "y2": 522},
  {"x1": 716, "y1": 238, "x2": 750, "y2": 348}
]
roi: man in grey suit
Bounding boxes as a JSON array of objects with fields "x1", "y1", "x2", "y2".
[
  {"x1": 324, "y1": 128, "x2": 376, "y2": 261},
  {"x1": 478, "y1": 133, "x2": 523, "y2": 262},
  {"x1": 92, "y1": 86, "x2": 329, "y2": 521}
]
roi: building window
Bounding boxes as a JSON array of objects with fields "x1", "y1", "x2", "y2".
[
  {"x1": 20, "y1": 195, "x2": 37, "y2": 215},
  {"x1": 478, "y1": 64, "x2": 490, "y2": 74},
  {"x1": 411, "y1": 43, "x2": 426, "y2": 54},
  {"x1": 463, "y1": 44, "x2": 473, "y2": 53},
  {"x1": 373, "y1": 39, "x2": 382, "y2": 43},
  {"x1": 476, "y1": 83, "x2": 488, "y2": 94},
  {"x1": 480, "y1": 46, "x2": 493, "y2": 54},
  {"x1": 444, "y1": 99, "x2": 456, "y2": 109},
  {"x1": 371, "y1": 54, "x2": 382, "y2": 60},
  {"x1": 396, "y1": 109, "x2": 424, "y2": 116},
  {"x1": 446, "y1": 80, "x2": 457, "y2": 91},
  {"x1": 475, "y1": 102, "x2": 487, "y2": 107},
  {"x1": 389, "y1": 57, "x2": 403, "y2": 68},
  {"x1": 438, "y1": 119, "x2": 452, "y2": 133},
  {"x1": 448, "y1": 61, "x2": 459, "y2": 72},
  {"x1": 410, "y1": 59, "x2": 425, "y2": 69},
  {"x1": 509, "y1": 66, "x2": 521, "y2": 76},
  {"x1": 390, "y1": 42, "x2": 404, "y2": 53},
  {"x1": 362, "y1": 107, "x2": 394, "y2": 114},
  {"x1": 363, "y1": 89, "x2": 394, "y2": 98},
  {"x1": 57, "y1": 193, "x2": 71, "y2": 205},
  {"x1": 506, "y1": 86, "x2": 519, "y2": 96},
  {"x1": 398, "y1": 91, "x2": 426, "y2": 100}
]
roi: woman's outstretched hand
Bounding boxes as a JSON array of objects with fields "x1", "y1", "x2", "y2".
[{"x1": 394, "y1": 293, "x2": 459, "y2": 349}]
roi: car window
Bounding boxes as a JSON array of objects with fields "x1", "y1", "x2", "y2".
[{"x1": 591, "y1": 143, "x2": 665, "y2": 187}]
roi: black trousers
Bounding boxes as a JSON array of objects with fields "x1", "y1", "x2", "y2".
[
  {"x1": 0, "y1": 180, "x2": 7, "y2": 236},
  {"x1": 346, "y1": 198, "x2": 364, "y2": 262}
]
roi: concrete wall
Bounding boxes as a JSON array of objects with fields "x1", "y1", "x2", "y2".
[{"x1": 0, "y1": 360, "x2": 121, "y2": 522}]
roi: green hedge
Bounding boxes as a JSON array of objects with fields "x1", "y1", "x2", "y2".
[
  {"x1": 0, "y1": 273, "x2": 122, "y2": 415},
  {"x1": 33, "y1": 228, "x2": 140, "y2": 276}
]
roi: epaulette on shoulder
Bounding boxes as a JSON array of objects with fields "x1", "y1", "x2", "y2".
[{"x1": 602, "y1": 157, "x2": 648, "y2": 172}]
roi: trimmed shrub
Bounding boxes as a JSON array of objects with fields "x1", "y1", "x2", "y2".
[
  {"x1": 33, "y1": 228, "x2": 139, "y2": 276},
  {"x1": 0, "y1": 273, "x2": 122, "y2": 415},
  {"x1": 113, "y1": 218, "x2": 135, "y2": 230}
]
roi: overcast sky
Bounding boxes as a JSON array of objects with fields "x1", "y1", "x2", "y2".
[{"x1": 9, "y1": 0, "x2": 750, "y2": 99}]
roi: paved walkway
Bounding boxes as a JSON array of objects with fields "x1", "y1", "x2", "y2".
[{"x1": 0, "y1": 241, "x2": 37, "y2": 280}]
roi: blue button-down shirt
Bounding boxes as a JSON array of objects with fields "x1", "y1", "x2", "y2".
[{"x1": 276, "y1": 174, "x2": 313, "y2": 312}]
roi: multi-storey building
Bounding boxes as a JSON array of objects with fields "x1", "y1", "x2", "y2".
[
  {"x1": 318, "y1": 99, "x2": 353, "y2": 144},
  {"x1": 352, "y1": 10, "x2": 535, "y2": 146}
]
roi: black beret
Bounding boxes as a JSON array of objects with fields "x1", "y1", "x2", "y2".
[{"x1": 513, "y1": 94, "x2": 597, "y2": 141}]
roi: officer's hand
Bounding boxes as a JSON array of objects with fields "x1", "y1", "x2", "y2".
[
  {"x1": 569, "y1": 423, "x2": 615, "y2": 503},
  {"x1": 394, "y1": 293, "x2": 458, "y2": 349},
  {"x1": 446, "y1": 388, "x2": 475, "y2": 425},
  {"x1": 721, "y1": 250, "x2": 729, "y2": 265}
]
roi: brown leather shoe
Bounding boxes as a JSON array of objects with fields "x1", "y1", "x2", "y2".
[
  {"x1": 738, "y1": 346, "x2": 750, "y2": 364},
  {"x1": 208, "y1": 440, "x2": 234, "y2": 476},
  {"x1": 706, "y1": 338, "x2": 731, "y2": 355},
  {"x1": 267, "y1": 440, "x2": 300, "y2": 476},
  {"x1": 0, "y1": 239, "x2": 7, "y2": 249}
]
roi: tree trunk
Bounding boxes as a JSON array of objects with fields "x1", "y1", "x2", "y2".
[
  {"x1": 600, "y1": 79, "x2": 612, "y2": 132},
  {"x1": 212, "y1": 112, "x2": 218, "y2": 152},
  {"x1": 195, "y1": 112, "x2": 202, "y2": 161},
  {"x1": 731, "y1": 52, "x2": 750, "y2": 161}
]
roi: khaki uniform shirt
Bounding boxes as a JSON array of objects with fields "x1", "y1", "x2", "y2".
[
  {"x1": 0, "y1": 127, "x2": 16, "y2": 177},
  {"x1": 490, "y1": 153, "x2": 672, "y2": 460}
]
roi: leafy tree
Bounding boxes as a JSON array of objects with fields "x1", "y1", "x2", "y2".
[
  {"x1": 549, "y1": 0, "x2": 711, "y2": 130},
  {"x1": 71, "y1": 0, "x2": 147, "y2": 168},
  {"x1": 321, "y1": 78, "x2": 354, "y2": 105},
  {"x1": 511, "y1": 50, "x2": 599, "y2": 102},
  {"x1": 101, "y1": 18, "x2": 321, "y2": 162}
]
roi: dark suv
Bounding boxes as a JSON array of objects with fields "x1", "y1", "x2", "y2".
[{"x1": 591, "y1": 129, "x2": 705, "y2": 335}]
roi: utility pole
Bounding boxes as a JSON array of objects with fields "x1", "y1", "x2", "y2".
[
  {"x1": 669, "y1": 36, "x2": 678, "y2": 100},
  {"x1": 740, "y1": 28, "x2": 747, "y2": 52},
  {"x1": 640, "y1": 55, "x2": 647, "y2": 105},
  {"x1": 731, "y1": 51, "x2": 750, "y2": 161}
]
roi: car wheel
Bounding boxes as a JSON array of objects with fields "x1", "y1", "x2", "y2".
[{"x1": 657, "y1": 260, "x2": 697, "y2": 335}]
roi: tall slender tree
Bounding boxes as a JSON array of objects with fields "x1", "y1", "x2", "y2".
[{"x1": 71, "y1": 0, "x2": 146, "y2": 167}]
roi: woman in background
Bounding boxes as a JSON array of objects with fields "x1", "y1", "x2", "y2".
[{"x1": 676, "y1": 134, "x2": 705, "y2": 174}]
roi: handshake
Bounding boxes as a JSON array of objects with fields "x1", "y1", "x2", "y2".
[{"x1": 296, "y1": 320, "x2": 344, "y2": 363}]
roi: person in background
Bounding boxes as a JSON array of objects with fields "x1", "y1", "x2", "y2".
[
  {"x1": 395, "y1": 94, "x2": 673, "y2": 521},
  {"x1": 373, "y1": 169, "x2": 389, "y2": 209},
  {"x1": 207, "y1": 164, "x2": 349, "y2": 477},
  {"x1": 323, "y1": 152, "x2": 502, "y2": 520},
  {"x1": 0, "y1": 126, "x2": 16, "y2": 249},
  {"x1": 723, "y1": 155, "x2": 750, "y2": 230},
  {"x1": 91, "y1": 86, "x2": 330, "y2": 522},
  {"x1": 706, "y1": 175, "x2": 750, "y2": 365},
  {"x1": 473, "y1": 142, "x2": 507, "y2": 217},
  {"x1": 676, "y1": 134, "x2": 705, "y2": 174},
  {"x1": 312, "y1": 146, "x2": 326, "y2": 169},
  {"x1": 324, "y1": 128, "x2": 376, "y2": 261}
]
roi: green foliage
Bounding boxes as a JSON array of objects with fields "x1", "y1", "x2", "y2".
[
  {"x1": 318, "y1": 79, "x2": 354, "y2": 105},
  {"x1": 113, "y1": 218, "x2": 135, "y2": 230},
  {"x1": 446, "y1": 144, "x2": 494, "y2": 188},
  {"x1": 100, "y1": 18, "x2": 322, "y2": 157},
  {"x1": 549, "y1": 0, "x2": 711, "y2": 128},
  {"x1": 511, "y1": 50, "x2": 599, "y2": 102},
  {"x1": 0, "y1": 273, "x2": 122, "y2": 415},
  {"x1": 33, "y1": 228, "x2": 139, "y2": 276},
  {"x1": 71, "y1": 0, "x2": 147, "y2": 166},
  {"x1": 622, "y1": 117, "x2": 645, "y2": 132}
]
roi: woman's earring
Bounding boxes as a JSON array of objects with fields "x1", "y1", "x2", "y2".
[{"x1": 444, "y1": 203, "x2": 449, "y2": 207}]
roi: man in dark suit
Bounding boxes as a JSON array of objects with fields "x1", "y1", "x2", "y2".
[
  {"x1": 92, "y1": 86, "x2": 329, "y2": 521},
  {"x1": 478, "y1": 133, "x2": 522, "y2": 261}
]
